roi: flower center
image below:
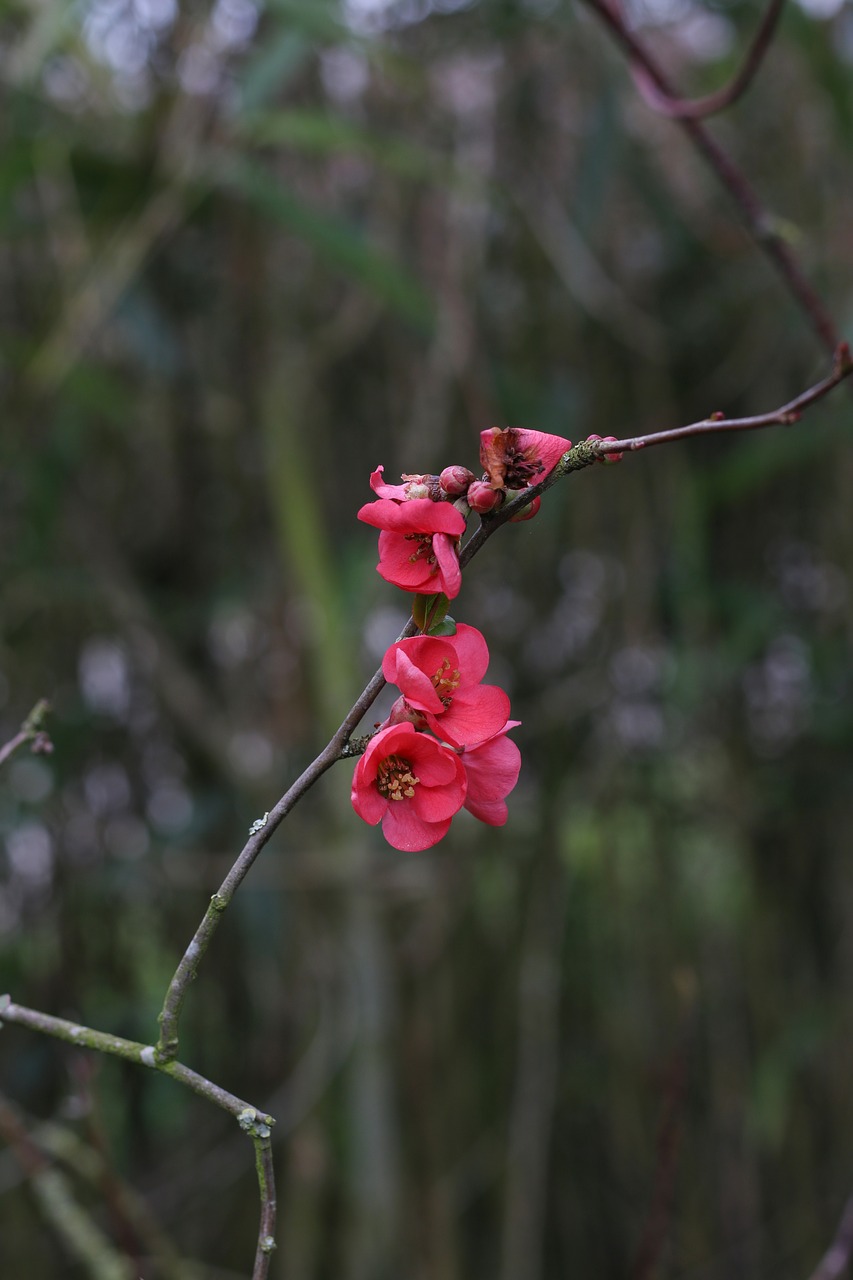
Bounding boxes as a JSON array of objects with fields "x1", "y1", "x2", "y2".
[
  {"x1": 432, "y1": 658, "x2": 461, "y2": 707},
  {"x1": 404, "y1": 532, "x2": 437, "y2": 566},
  {"x1": 503, "y1": 443, "x2": 543, "y2": 486},
  {"x1": 376, "y1": 754, "x2": 420, "y2": 801}
]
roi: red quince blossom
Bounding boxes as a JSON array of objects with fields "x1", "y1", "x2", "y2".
[
  {"x1": 351, "y1": 723, "x2": 467, "y2": 851},
  {"x1": 460, "y1": 720, "x2": 522, "y2": 826},
  {"x1": 382, "y1": 623, "x2": 510, "y2": 748},
  {"x1": 358, "y1": 498, "x2": 466, "y2": 599},
  {"x1": 480, "y1": 427, "x2": 572, "y2": 492}
]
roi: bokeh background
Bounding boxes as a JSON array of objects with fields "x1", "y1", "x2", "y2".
[{"x1": 2, "y1": 0, "x2": 853, "y2": 1276}]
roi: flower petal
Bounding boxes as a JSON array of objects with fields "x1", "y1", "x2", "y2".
[
  {"x1": 446, "y1": 623, "x2": 490, "y2": 687},
  {"x1": 428, "y1": 684, "x2": 511, "y2": 748},
  {"x1": 358, "y1": 498, "x2": 465, "y2": 535},
  {"x1": 432, "y1": 532, "x2": 461, "y2": 599},
  {"x1": 462, "y1": 725, "x2": 521, "y2": 824},
  {"x1": 383, "y1": 641, "x2": 448, "y2": 713},
  {"x1": 381, "y1": 804, "x2": 452, "y2": 852}
]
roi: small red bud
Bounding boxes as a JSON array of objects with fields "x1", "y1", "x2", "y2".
[
  {"x1": 509, "y1": 494, "x2": 541, "y2": 522},
  {"x1": 467, "y1": 480, "x2": 503, "y2": 514},
  {"x1": 600, "y1": 436, "x2": 623, "y2": 464},
  {"x1": 439, "y1": 465, "x2": 476, "y2": 496},
  {"x1": 586, "y1": 433, "x2": 623, "y2": 463}
]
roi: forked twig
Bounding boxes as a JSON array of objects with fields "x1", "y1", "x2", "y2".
[
  {"x1": 621, "y1": 0, "x2": 786, "y2": 120},
  {"x1": 581, "y1": 0, "x2": 839, "y2": 358}
]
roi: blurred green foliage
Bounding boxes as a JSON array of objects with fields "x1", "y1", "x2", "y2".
[{"x1": 1, "y1": 0, "x2": 853, "y2": 1276}]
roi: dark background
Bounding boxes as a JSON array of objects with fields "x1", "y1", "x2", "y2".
[{"x1": 2, "y1": 0, "x2": 853, "y2": 1276}]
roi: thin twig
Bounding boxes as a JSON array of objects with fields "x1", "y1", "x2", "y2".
[
  {"x1": 0, "y1": 997, "x2": 277, "y2": 1280},
  {"x1": 0, "y1": 698, "x2": 53, "y2": 767},
  {"x1": 624, "y1": 0, "x2": 786, "y2": 120},
  {"x1": 581, "y1": 0, "x2": 839, "y2": 357},
  {"x1": 153, "y1": 631, "x2": 415, "y2": 1063}
]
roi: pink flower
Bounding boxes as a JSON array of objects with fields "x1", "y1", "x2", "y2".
[
  {"x1": 460, "y1": 721, "x2": 522, "y2": 826},
  {"x1": 382, "y1": 624, "x2": 510, "y2": 748},
  {"x1": 358, "y1": 498, "x2": 466, "y2": 599},
  {"x1": 351, "y1": 723, "x2": 467, "y2": 851},
  {"x1": 479, "y1": 427, "x2": 572, "y2": 491}
]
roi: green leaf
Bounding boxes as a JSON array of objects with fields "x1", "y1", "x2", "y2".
[
  {"x1": 412, "y1": 593, "x2": 452, "y2": 633},
  {"x1": 428, "y1": 617, "x2": 457, "y2": 637},
  {"x1": 237, "y1": 109, "x2": 458, "y2": 185},
  {"x1": 237, "y1": 33, "x2": 312, "y2": 114}
]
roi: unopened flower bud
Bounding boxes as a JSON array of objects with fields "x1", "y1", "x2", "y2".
[
  {"x1": 439, "y1": 465, "x2": 476, "y2": 496},
  {"x1": 467, "y1": 480, "x2": 502, "y2": 514},
  {"x1": 586, "y1": 434, "x2": 623, "y2": 464},
  {"x1": 509, "y1": 494, "x2": 541, "y2": 522}
]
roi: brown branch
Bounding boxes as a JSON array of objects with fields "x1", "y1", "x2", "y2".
[
  {"x1": 807, "y1": 1191, "x2": 853, "y2": 1280},
  {"x1": 624, "y1": 0, "x2": 786, "y2": 120},
  {"x1": 581, "y1": 340, "x2": 853, "y2": 455},
  {"x1": 581, "y1": 0, "x2": 839, "y2": 357}
]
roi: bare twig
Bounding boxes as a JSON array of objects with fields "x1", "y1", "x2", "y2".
[
  {"x1": 581, "y1": 0, "x2": 839, "y2": 357},
  {"x1": 0, "y1": 698, "x2": 53, "y2": 767},
  {"x1": 0, "y1": 998, "x2": 277, "y2": 1280},
  {"x1": 624, "y1": 0, "x2": 786, "y2": 120},
  {"x1": 461, "y1": 343, "x2": 852, "y2": 564},
  {"x1": 806, "y1": 1191, "x2": 853, "y2": 1280}
]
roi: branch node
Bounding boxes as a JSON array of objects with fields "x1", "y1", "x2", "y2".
[
  {"x1": 835, "y1": 340, "x2": 852, "y2": 374},
  {"x1": 238, "y1": 1106, "x2": 275, "y2": 1138}
]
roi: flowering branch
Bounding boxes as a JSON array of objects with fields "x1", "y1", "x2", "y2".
[
  {"x1": 620, "y1": 0, "x2": 786, "y2": 121},
  {"x1": 581, "y1": 0, "x2": 839, "y2": 357},
  {"x1": 4, "y1": 348, "x2": 849, "y2": 1275}
]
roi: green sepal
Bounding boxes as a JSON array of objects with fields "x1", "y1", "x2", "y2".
[{"x1": 413, "y1": 592, "x2": 450, "y2": 633}]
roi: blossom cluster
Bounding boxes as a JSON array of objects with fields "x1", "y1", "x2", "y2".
[{"x1": 351, "y1": 425, "x2": 590, "y2": 852}]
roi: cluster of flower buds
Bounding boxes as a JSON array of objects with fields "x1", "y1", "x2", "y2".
[{"x1": 352, "y1": 427, "x2": 573, "y2": 851}]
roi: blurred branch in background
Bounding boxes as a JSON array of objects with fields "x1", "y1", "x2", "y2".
[
  {"x1": 0, "y1": 700, "x2": 54, "y2": 768},
  {"x1": 581, "y1": 0, "x2": 840, "y2": 356},
  {"x1": 617, "y1": 0, "x2": 786, "y2": 121}
]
